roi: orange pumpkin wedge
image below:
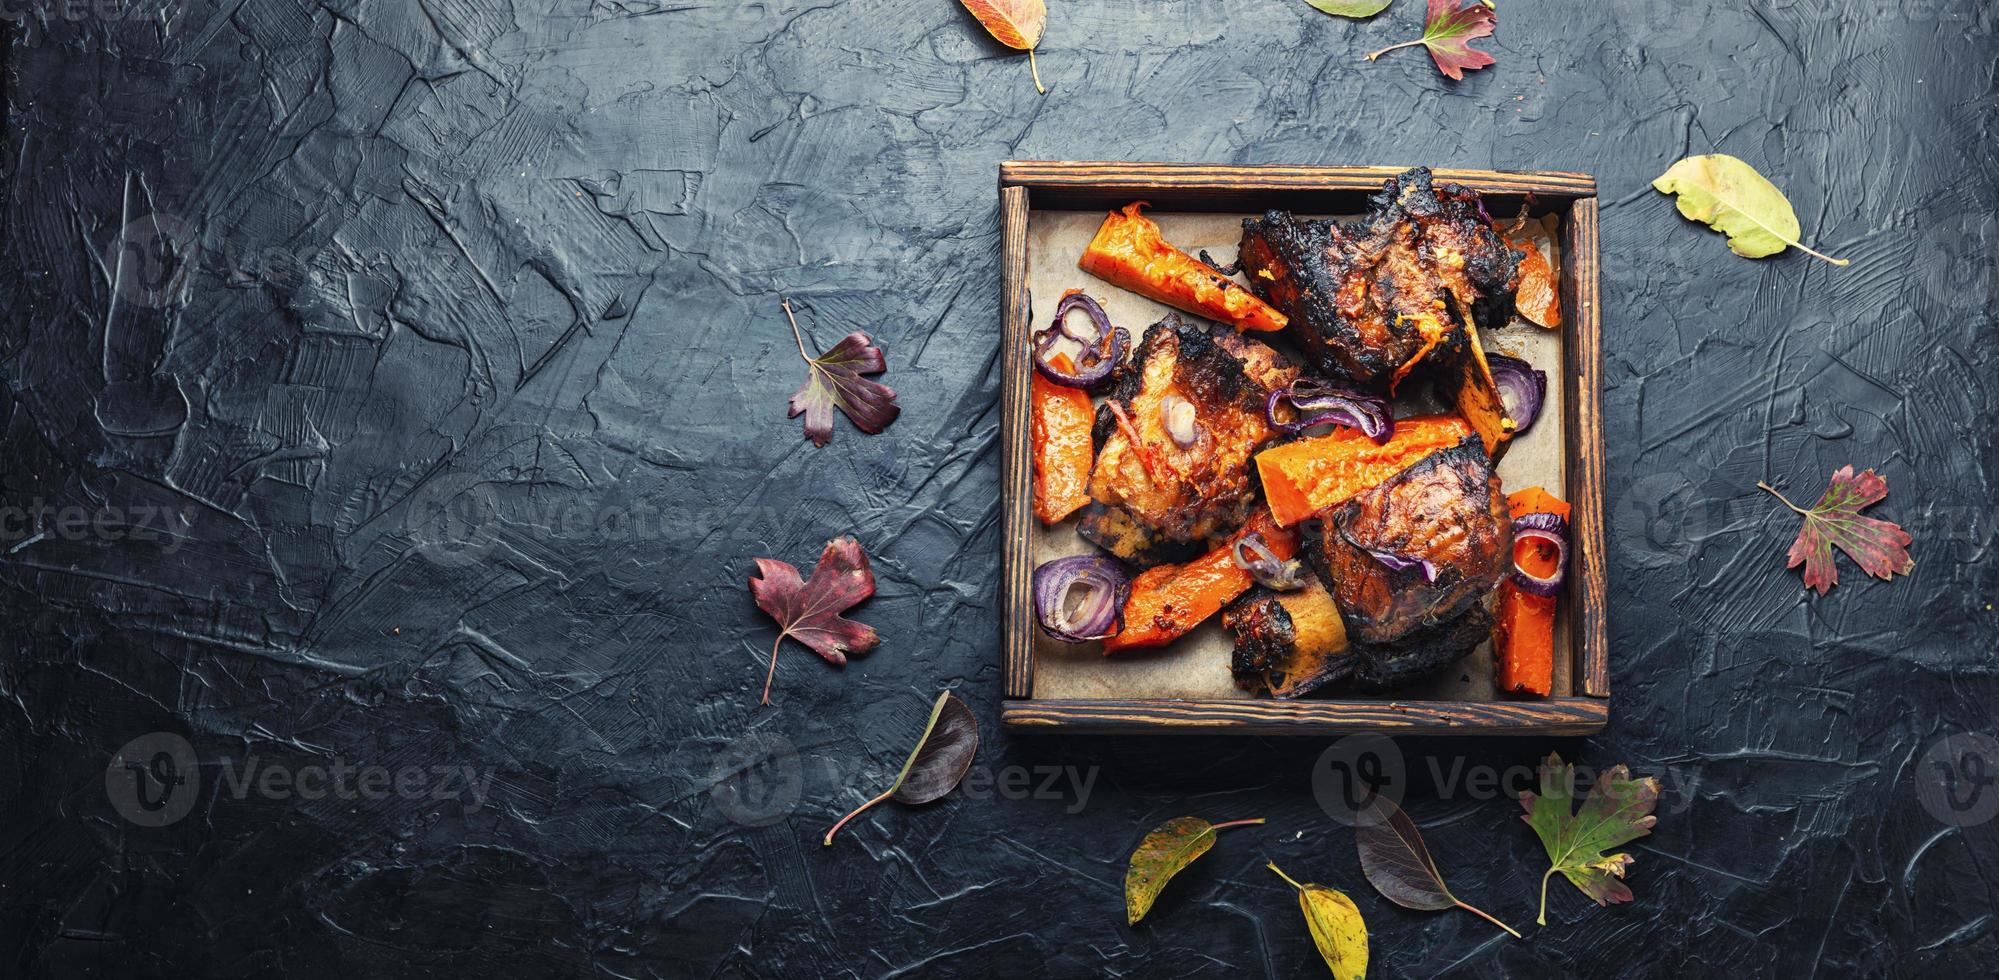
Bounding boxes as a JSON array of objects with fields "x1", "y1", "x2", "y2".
[
  {"x1": 1255, "y1": 414, "x2": 1473, "y2": 528},
  {"x1": 1102, "y1": 510, "x2": 1296, "y2": 652},
  {"x1": 1493, "y1": 486, "x2": 1571, "y2": 697},
  {"x1": 1031, "y1": 353, "x2": 1095, "y2": 524},
  {"x1": 1078, "y1": 202, "x2": 1288, "y2": 333}
]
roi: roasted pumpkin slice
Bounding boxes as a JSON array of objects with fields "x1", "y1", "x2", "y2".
[
  {"x1": 1255, "y1": 414, "x2": 1472, "y2": 529},
  {"x1": 1079, "y1": 202, "x2": 1289, "y2": 332}
]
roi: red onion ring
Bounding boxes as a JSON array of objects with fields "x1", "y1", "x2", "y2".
[
  {"x1": 1367, "y1": 548, "x2": 1439, "y2": 583},
  {"x1": 1230, "y1": 532, "x2": 1311, "y2": 591},
  {"x1": 1033, "y1": 291, "x2": 1127, "y2": 389},
  {"x1": 1487, "y1": 353, "x2": 1546, "y2": 435},
  {"x1": 1032, "y1": 554, "x2": 1131, "y2": 643},
  {"x1": 1265, "y1": 379, "x2": 1394, "y2": 444},
  {"x1": 1509, "y1": 511, "x2": 1568, "y2": 597}
]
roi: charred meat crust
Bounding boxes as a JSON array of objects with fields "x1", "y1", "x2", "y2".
[
  {"x1": 1225, "y1": 588, "x2": 1300, "y2": 681},
  {"x1": 1073, "y1": 501, "x2": 1203, "y2": 569},
  {"x1": 1085, "y1": 314, "x2": 1298, "y2": 545},
  {"x1": 1301, "y1": 435, "x2": 1510, "y2": 689},
  {"x1": 1237, "y1": 167, "x2": 1521, "y2": 387}
]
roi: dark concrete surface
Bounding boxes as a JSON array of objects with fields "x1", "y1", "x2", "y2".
[{"x1": 2, "y1": 1, "x2": 1996, "y2": 977}]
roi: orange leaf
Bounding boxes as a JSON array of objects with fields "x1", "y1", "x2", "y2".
[{"x1": 958, "y1": 0, "x2": 1049, "y2": 92}]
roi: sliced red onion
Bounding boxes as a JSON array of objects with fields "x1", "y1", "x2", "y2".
[
  {"x1": 1034, "y1": 291, "x2": 1127, "y2": 389},
  {"x1": 1487, "y1": 353, "x2": 1546, "y2": 435},
  {"x1": 1266, "y1": 379, "x2": 1394, "y2": 444},
  {"x1": 1032, "y1": 554, "x2": 1131, "y2": 643},
  {"x1": 1367, "y1": 548, "x2": 1439, "y2": 583},
  {"x1": 1510, "y1": 511, "x2": 1568, "y2": 597},
  {"x1": 1160, "y1": 395, "x2": 1201, "y2": 448},
  {"x1": 1231, "y1": 532, "x2": 1311, "y2": 591}
]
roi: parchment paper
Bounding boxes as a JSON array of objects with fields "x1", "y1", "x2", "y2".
[{"x1": 1026, "y1": 208, "x2": 1571, "y2": 702}]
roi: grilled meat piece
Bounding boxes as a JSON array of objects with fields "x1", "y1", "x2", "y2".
[
  {"x1": 1073, "y1": 501, "x2": 1202, "y2": 569},
  {"x1": 1087, "y1": 315, "x2": 1299, "y2": 545},
  {"x1": 1238, "y1": 167, "x2": 1520, "y2": 389},
  {"x1": 1224, "y1": 580, "x2": 1352, "y2": 699},
  {"x1": 1303, "y1": 435, "x2": 1511, "y2": 690}
]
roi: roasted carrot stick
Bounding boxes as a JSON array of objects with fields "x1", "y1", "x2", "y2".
[
  {"x1": 1032, "y1": 353, "x2": 1095, "y2": 524},
  {"x1": 1493, "y1": 487, "x2": 1571, "y2": 696},
  {"x1": 1078, "y1": 202, "x2": 1288, "y2": 332},
  {"x1": 1103, "y1": 510, "x2": 1296, "y2": 652},
  {"x1": 1255, "y1": 414, "x2": 1473, "y2": 528}
]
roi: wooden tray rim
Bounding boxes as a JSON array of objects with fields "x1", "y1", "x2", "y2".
[{"x1": 998, "y1": 161, "x2": 1608, "y2": 735}]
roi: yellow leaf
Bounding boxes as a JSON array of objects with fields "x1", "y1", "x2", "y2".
[
  {"x1": 1270, "y1": 863, "x2": 1369, "y2": 978},
  {"x1": 1652, "y1": 154, "x2": 1848, "y2": 266}
]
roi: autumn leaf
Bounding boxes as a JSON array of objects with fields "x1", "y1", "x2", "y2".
[
  {"x1": 1652, "y1": 154, "x2": 1850, "y2": 266},
  {"x1": 1758, "y1": 466, "x2": 1915, "y2": 594},
  {"x1": 824, "y1": 691, "x2": 980, "y2": 845},
  {"x1": 783, "y1": 298, "x2": 901, "y2": 447},
  {"x1": 1268, "y1": 864, "x2": 1368, "y2": 979},
  {"x1": 1125, "y1": 816, "x2": 1265, "y2": 924},
  {"x1": 1308, "y1": 0, "x2": 1395, "y2": 18},
  {"x1": 1365, "y1": 0, "x2": 1497, "y2": 81},
  {"x1": 959, "y1": 0, "x2": 1049, "y2": 94},
  {"x1": 1519, "y1": 753, "x2": 1660, "y2": 926},
  {"x1": 1356, "y1": 797, "x2": 1521, "y2": 938},
  {"x1": 749, "y1": 536, "x2": 880, "y2": 705}
]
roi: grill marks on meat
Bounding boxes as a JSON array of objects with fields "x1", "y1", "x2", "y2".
[
  {"x1": 1087, "y1": 315, "x2": 1298, "y2": 546},
  {"x1": 1304, "y1": 435, "x2": 1511, "y2": 689},
  {"x1": 1238, "y1": 167, "x2": 1520, "y2": 389}
]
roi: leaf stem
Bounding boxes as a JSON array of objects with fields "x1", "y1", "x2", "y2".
[
  {"x1": 824, "y1": 786, "x2": 895, "y2": 846},
  {"x1": 1790, "y1": 239, "x2": 1850, "y2": 267},
  {"x1": 1364, "y1": 38, "x2": 1426, "y2": 62},
  {"x1": 1027, "y1": 47, "x2": 1046, "y2": 94},
  {"x1": 1538, "y1": 868, "x2": 1555, "y2": 927},
  {"x1": 1209, "y1": 817, "x2": 1267, "y2": 832},
  {"x1": 1456, "y1": 898, "x2": 1523, "y2": 939},
  {"x1": 1266, "y1": 862, "x2": 1305, "y2": 892},
  {"x1": 781, "y1": 297, "x2": 811, "y2": 361},
  {"x1": 1756, "y1": 481, "x2": 1808, "y2": 516},
  {"x1": 762, "y1": 632, "x2": 784, "y2": 706}
]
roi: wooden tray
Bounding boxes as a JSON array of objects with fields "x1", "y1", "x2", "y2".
[{"x1": 996, "y1": 162, "x2": 1607, "y2": 735}]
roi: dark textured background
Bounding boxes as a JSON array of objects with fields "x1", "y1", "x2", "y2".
[{"x1": 3, "y1": 1, "x2": 1997, "y2": 976}]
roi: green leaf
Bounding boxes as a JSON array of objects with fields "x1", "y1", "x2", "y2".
[
  {"x1": 1124, "y1": 816, "x2": 1264, "y2": 924},
  {"x1": 1307, "y1": 0, "x2": 1395, "y2": 18},
  {"x1": 1518, "y1": 753, "x2": 1660, "y2": 925},
  {"x1": 1651, "y1": 154, "x2": 1849, "y2": 266},
  {"x1": 823, "y1": 692, "x2": 980, "y2": 845},
  {"x1": 1269, "y1": 864, "x2": 1369, "y2": 979}
]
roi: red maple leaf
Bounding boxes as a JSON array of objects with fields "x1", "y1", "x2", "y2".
[
  {"x1": 749, "y1": 536, "x2": 881, "y2": 705},
  {"x1": 1365, "y1": 0, "x2": 1498, "y2": 81},
  {"x1": 783, "y1": 299, "x2": 900, "y2": 447},
  {"x1": 1758, "y1": 466, "x2": 1915, "y2": 595}
]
